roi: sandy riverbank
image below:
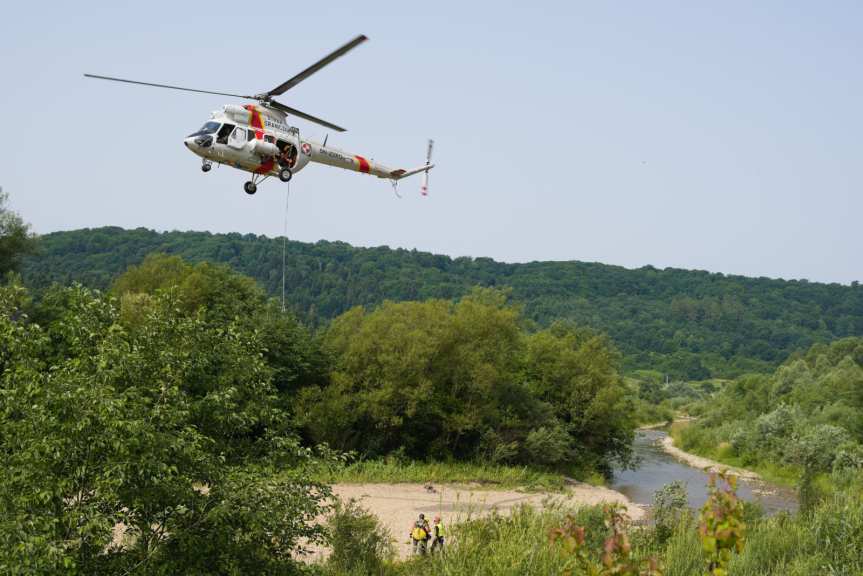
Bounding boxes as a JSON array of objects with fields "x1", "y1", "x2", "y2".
[
  {"x1": 660, "y1": 436, "x2": 760, "y2": 480},
  {"x1": 309, "y1": 481, "x2": 644, "y2": 560}
]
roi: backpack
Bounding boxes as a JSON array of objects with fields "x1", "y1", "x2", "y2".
[{"x1": 411, "y1": 525, "x2": 427, "y2": 541}]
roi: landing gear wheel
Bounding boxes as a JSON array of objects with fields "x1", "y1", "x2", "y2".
[
  {"x1": 278, "y1": 168, "x2": 293, "y2": 182},
  {"x1": 244, "y1": 181, "x2": 257, "y2": 195},
  {"x1": 201, "y1": 162, "x2": 212, "y2": 173}
]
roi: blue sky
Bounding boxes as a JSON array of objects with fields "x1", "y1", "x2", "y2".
[{"x1": 1, "y1": 1, "x2": 860, "y2": 283}]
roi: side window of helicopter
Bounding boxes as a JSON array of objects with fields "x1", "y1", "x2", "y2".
[
  {"x1": 216, "y1": 123, "x2": 234, "y2": 145},
  {"x1": 228, "y1": 127, "x2": 246, "y2": 148}
]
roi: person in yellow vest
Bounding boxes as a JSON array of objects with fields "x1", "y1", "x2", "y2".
[
  {"x1": 430, "y1": 515, "x2": 446, "y2": 553},
  {"x1": 409, "y1": 513, "x2": 431, "y2": 555}
]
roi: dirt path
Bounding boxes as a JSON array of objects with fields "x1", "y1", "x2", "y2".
[
  {"x1": 660, "y1": 436, "x2": 760, "y2": 480},
  {"x1": 309, "y1": 482, "x2": 644, "y2": 560}
]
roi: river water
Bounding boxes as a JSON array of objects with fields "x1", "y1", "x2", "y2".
[{"x1": 610, "y1": 430, "x2": 798, "y2": 515}]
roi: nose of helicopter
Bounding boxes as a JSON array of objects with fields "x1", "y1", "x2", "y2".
[{"x1": 184, "y1": 135, "x2": 214, "y2": 156}]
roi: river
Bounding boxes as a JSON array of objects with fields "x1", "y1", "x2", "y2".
[{"x1": 611, "y1": 430, "x2": 798, "y2": 515}]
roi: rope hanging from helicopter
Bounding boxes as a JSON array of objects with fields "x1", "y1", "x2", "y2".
[{"x1": 281, "y1": 181, "x2": 290, "y2": 313}]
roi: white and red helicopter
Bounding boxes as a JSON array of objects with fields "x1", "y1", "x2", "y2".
[{"x1": 85, "y1": 35, "x2": 434, "y2": 195}]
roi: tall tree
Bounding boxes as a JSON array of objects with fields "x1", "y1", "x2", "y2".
[
  {"x1": 0, "y1": 284, "x2": 331, "y2": 574},
  {"x1": 0, "y1": 189, "x2": 37, "y2": 278},
  {"x1": 298, "y1": 289, "x2": 635, "y2": 470}
]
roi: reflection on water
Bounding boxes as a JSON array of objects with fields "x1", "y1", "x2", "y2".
[{"x1": 611, "y1": 430, "x2": 798, "y2": 515}]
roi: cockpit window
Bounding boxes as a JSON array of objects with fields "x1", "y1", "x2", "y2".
[{"x1": 189, "y1": 121, "x2": 221, "y2": 137}]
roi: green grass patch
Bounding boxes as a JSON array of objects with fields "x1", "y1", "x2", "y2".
[
  {"x1": 581, "y1": 471, "x2": 607, "y2": 487},
  {"x1": 388, "y1": 504, "x2": 611, "y2": 576},
  {"x1": 311, "y1": 458, "x2": 569, "y2": 491}
]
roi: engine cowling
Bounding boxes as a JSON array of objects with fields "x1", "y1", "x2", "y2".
[
  {"x1": 223, "y1": 104, "x2": 250, "y2": 122},
  {"x1": 252, "y1": 139, "x2": 279, "y2": 158}
]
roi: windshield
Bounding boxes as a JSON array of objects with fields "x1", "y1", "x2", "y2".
[{"x1": 188, "y1": 121, "x2": 221, "y2": 137}]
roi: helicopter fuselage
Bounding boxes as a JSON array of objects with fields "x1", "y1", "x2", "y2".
[{"x1": 183, "y1": 103, "x2": 396, "y2": 180}]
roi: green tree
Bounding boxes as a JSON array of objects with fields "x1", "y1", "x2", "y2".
[
  {"x1": 524, "y1": 323, "x2": 636, "y2": 470},
  {"x1": 0, "y1": 284, "x2": 329, "y2": 574},
  {"x1": 110, "y1": 253, "x2": 331, "y2": 415},
  {"x1": 111, "y1": 253, "x2": 266, "y2": 324},
  {"x1": 0, "y1": 189, "x2": 37, "y2": 278},
  {"x1": 298, "y1": 289, "x2": 635, "y2": 471}
]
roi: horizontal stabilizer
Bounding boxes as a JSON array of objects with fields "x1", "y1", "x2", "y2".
[{"x1": 389, "y1": 163, "x2": 435, "y2": 180}]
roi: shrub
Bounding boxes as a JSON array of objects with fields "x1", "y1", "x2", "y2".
[
  {"x1": 325, "y1": 498, "x2": 394, "y2": 576},
  {"x1": 752, "y1": 405, "x2": 798, "y2": 460},
  {"x1": 653, "y1": 481, "x2": 689, "y2": 544},
  {"x1": 698, "y1": 472, "x2": 746, "y2": 576},
  {"x1": 550, "y1": 504, "x2": 662, "y2": 576},
  {"x1": 832, "y1": 442, "x2": 863, "y2": 474},
  {"x1": 524, "y1": 425, "x2": 573, "y2": 466},
  {"x1": 790, "y1": 424, "x2": 851, "y2": 472},
  {"x1": 728, "y1": 425, "x2": 752, "y2": 456}
]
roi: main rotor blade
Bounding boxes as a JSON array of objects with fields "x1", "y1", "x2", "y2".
[
  {"x1": 268, "y1": 100, "x2": 346, "y2": 132},
  {"x1": 84, "y1": 74, "x2": 253, "y2": 99},
  {"x1": 266, "y1": 35, "x2": 368, "y2": 96}
]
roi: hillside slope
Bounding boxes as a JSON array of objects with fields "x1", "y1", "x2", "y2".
[{"x1": 22, "y1": 227, "x2": 863, "y2": 378}]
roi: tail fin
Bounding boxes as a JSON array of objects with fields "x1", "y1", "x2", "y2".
[{"x1": 388, "y1": 139, "x2": 434, "y2": 197}]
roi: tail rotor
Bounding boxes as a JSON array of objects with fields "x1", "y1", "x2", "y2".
[{"x1": 421, "y1": 139, "x2": 434, "y2": 196}]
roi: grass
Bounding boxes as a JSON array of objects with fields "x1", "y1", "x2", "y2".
[
  {"x1": 310, "y1": 457, "x2": 570, "y2": 491},
  {"x1": 728, "y1": 488, "x2": 863, "y2": 575},
  {"x1": 316, "y1": 468, "x2": 863, "y2": 576},
  {"x1": 662, "y1": 515, "x2": 705, "y2": 576},
  {"x1": 387, "y1": 504, "x2": 615, "y2": 576}
]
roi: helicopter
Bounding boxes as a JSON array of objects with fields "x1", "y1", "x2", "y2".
[{"x1": 85, "y1": 35, "x2": 434, "y2": 195}]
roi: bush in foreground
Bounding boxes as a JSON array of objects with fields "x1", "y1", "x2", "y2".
[{"x1": 324, "y1": 499, "x2": 395, "y2": 576}]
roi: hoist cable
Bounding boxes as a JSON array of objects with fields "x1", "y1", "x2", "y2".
[{"x1": 281, "y1": 182, "x2": 290, "y2": 313}]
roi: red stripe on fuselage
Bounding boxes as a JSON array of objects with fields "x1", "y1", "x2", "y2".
[
  {"x1": 355, "y1": 155, "x2": 371, "y2": 173},
  {"x1": 255, "y1": 158, "x2": 275, "y2": 174},
  {"x1": 244, "y1": 104, "x2": 273, "y2": 173},
  {"x1": 244, "y1": 104, "x2": 265, "y2": 139}
]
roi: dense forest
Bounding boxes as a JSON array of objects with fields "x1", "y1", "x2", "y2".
[{"x1": 23, "y1": 227, "x2": 863, "y2": 379}]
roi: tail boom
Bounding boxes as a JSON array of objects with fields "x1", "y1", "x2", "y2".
[{"x1": 308, "y1": 141, "x2": 434, "y2": 181}]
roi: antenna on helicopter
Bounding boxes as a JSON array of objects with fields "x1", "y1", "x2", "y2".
[{"x1": 421, "y1": 139, "x2": 434, "y2": 196}]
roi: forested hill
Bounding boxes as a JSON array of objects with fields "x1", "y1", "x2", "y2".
[{"x1": 22, "y1": 227, "x2": 863, "y2": 379}]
